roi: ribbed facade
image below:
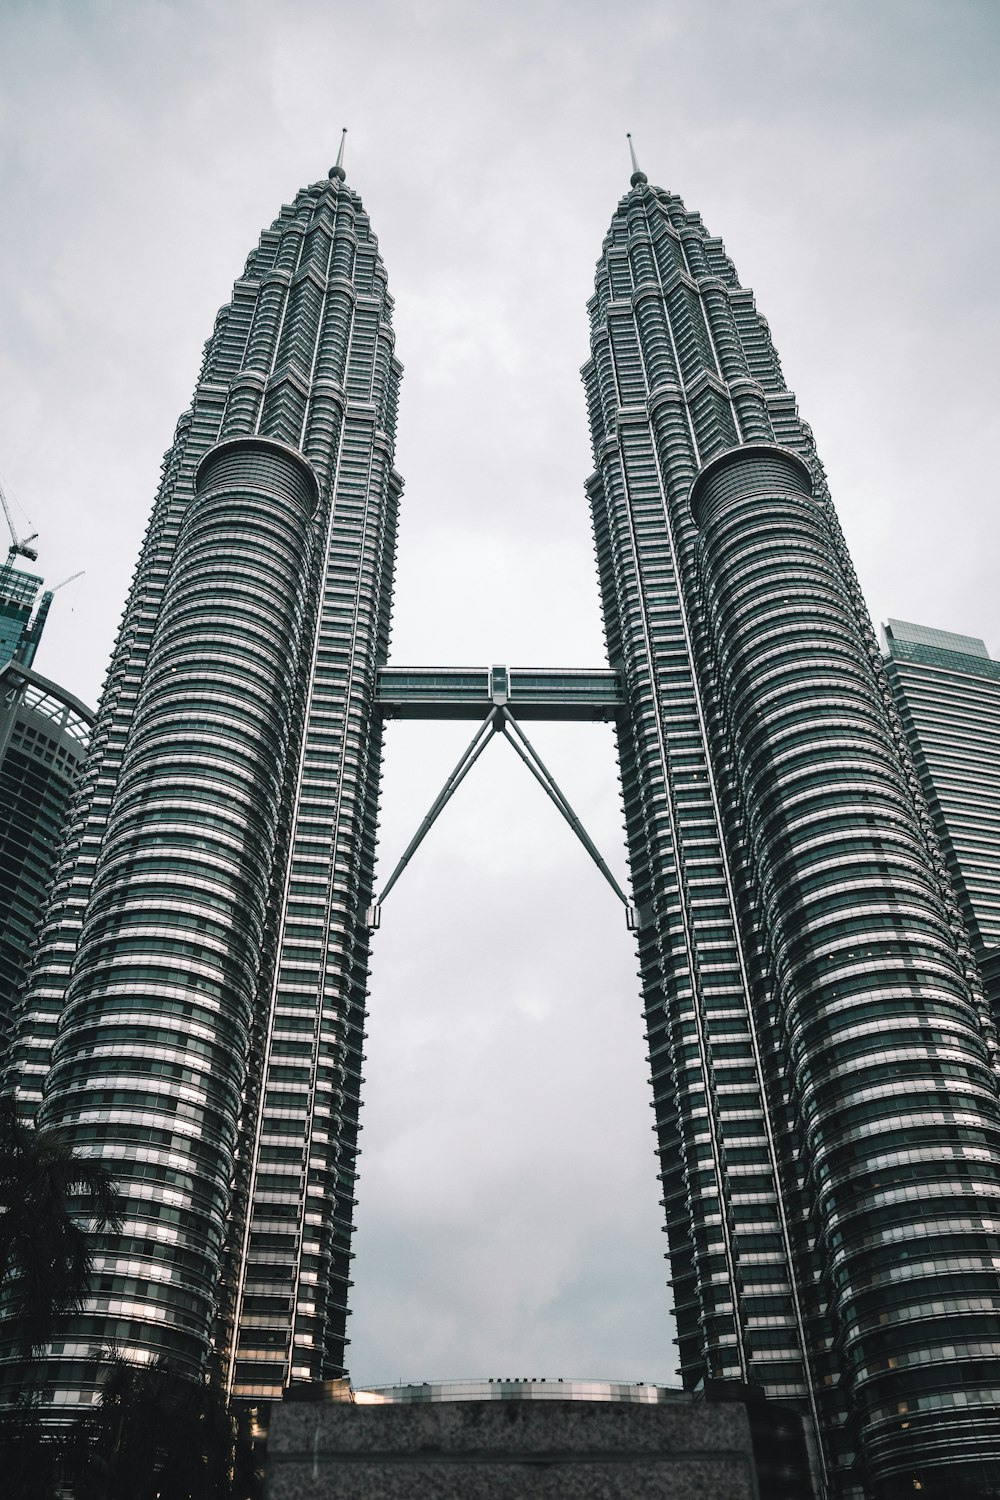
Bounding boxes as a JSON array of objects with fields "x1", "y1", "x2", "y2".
[
  {"x1": 883, "y1": 621, "x2": 1000, "y2": 961},
  {"x1": 3, "y1": 168, "x2": 401, "y2": 1409},
  {"x1": 584, "y1": 173, "x2": 1000, "y2": 1496}
]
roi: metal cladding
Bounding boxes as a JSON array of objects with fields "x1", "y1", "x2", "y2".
[
  {"x1": 883, "y1": 620, "x2": 1000, "y2": 961},
  {"x1": 3, "y1": 172, "x2": 401, "y2": 1408},
  {"x1": 583, "y1": 178, "x2": 1000, "y2": 1493},
  {"x1": 40, "y1": 437, "x2": 317, "y2": 1371}
]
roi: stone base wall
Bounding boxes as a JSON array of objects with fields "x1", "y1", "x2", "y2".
[{"x1": 265, "y1": 1398, "x2": 760, "y2": 1499}]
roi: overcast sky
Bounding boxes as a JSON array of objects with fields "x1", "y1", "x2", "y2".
[{"x1": 1, "y1": 0, "x2": 998, "y2": 1389}]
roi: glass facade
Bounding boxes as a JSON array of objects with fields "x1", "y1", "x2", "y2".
[
  {"x1": 2, "y1": 166, "x2": 401, "y2": 1410},
  {"x1": 883, "y1": 620, "x2": 1000, "y2": 963},
  {"x1": 0, "y1": 664, "x2": 92, "y2": 1057},
  {"x1": 0, "y1": 561, "x2": 46, "y2": 669},
  {"x1": 376, "y1": 664, "x2": 622, "y2": 719},
  {"x1": 583, "y1": 172, "x2": 1000, "y2": 1496}
]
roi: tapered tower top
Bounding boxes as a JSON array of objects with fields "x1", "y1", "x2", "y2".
[
  {"x1": 329, "y1": 127, "x2": 348, "y2": 181},
  {"x1": 627, "y1": 132, "x2": 647, "y2": 187}
]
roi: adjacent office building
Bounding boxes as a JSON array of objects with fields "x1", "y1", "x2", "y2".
[
  {"x1": 0, "y1": 558, "x2": 52, "y2": 671},
  {"x1": 0, "y1": 561, "x2": 92, "y2": 1057},
  {"x1": 0, "y1": 664, "x2": 92, "y2": 1056},
  {"x1": 883, "y1": 619, "x2": 1000, "y2": 1011},
  {"x1": 5, "y1": 155, "x2": 1000, "y2": 1500}
]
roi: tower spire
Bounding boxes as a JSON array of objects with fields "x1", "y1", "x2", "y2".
[
  {"x1": 329, "y1": 128, "x2": 347, "y2": 182},
  {"x1": 627, "y1": 132, "x2": 648, "y2": 187}
]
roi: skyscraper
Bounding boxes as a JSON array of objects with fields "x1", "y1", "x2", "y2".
[
  {"x1": 882, "y1": 620, "x2": 1000, "y2": 995},
  {"x1": 580, "y1": 154, "x2": 1000, "y2": 1496},
  {"x1": 4, "y1": 149, "x2": 1000, "y2": 1500},
  {"x1": 4, "y1": 148, "x2": 401, "y2": 1409}
]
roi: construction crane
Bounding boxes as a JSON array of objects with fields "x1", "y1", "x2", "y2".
[
  {"x1": 16, "y1": 572, "x2": 85, "y2": 670},
  {"x1": 0, "y1": 476, "x2": 38, "y2": 562},
  {"x1": 48, "y1": 570, "x2": 84, "y2": 594}
]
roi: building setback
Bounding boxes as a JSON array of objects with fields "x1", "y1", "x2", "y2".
[{"x1": 3, "y1": 153, "x2": 1000, "y2": 1500}]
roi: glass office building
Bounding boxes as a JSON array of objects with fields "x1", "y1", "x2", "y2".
[
  {"x1": 0, "y1": 664, "x2": 92, "y2": 1057},
  {"x1": 5, "y1": 156, "x2": 1000, "y2": 1500},
  {"x1": 0, "y1": 566, "x2": 87, "y2": 1055},
  {"x1": 0, "y1": 560, "x2": 50, "y2": 670}
]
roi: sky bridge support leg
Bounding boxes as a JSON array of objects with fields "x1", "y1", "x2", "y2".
[
  {"x1": 367, "y1": 705, "x2": 637, "y2": 931},
  {"x1": 497, "y1": 707, "x2": 635, "y2": 923},
  {"x1": 366, "y1": 708, "x2": 500, "y2": 925}
]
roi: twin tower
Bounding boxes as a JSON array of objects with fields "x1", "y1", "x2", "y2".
[{"x1": 5, "y1": 156, "x2": 1000, "y2": 1499}]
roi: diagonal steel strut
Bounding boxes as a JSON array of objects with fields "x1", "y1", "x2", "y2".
[
  {"x1": 366, "y1": 705, "x2": 636, "y2": 930},
  {"x1": 497, "y1": 707, "x2": 634, "y2": 918},
  {"x1": 367, "y1": 708, "x2": 501, "y2": 923}
]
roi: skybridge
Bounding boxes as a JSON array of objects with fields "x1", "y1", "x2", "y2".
[
  {"x1": 370, "y1": 663, "x2": 634, "y2": 930},
  {"x1": 376, "y1": 664, "x2": 623, "y2": 722}
]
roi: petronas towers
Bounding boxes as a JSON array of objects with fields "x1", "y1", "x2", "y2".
[
  {"x1": 585, "y1": 161, "x2": 1000, "y2": 1494},
  {"x1": 5, "y1": 157, "x2": 400, "y2": 1401},
  {"x1": 5, "y1": 150, "x2": 1000, "y2": 1500}
]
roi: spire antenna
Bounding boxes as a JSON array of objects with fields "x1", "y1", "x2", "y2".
[
  {"x1": 626, "y1": 132, "x2": 648, "y2": 188},
  {"x1": 330, "y1": 128, "x2": 348, "y2": 182}
]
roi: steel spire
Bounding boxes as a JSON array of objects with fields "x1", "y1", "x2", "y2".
[
  {"x1": 627, "y1": 132, "x2": 648, "y2": 187},
  {"x1": 329, "y1": 128, "x2": 347, "y2": 182}
]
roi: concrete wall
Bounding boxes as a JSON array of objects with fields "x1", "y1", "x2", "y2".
[{"x1": 266, "y1": 1398, "x2": 760, "y2": 1499}]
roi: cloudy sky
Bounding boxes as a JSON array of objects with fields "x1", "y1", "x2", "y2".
[{"x1": 1, "y1": 0, "x2": 998, "y2": 1388}]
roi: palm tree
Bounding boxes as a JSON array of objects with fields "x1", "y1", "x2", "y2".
[
  {"x1": 66, "y1": 1353, "x2": 263, "y2": 1500},
  {"x1": 0, "y1": 1399, "x2": 62, "y2": 1499},
  {"x1": 0, "y1": 1095, "x2": 122, "y2": 1357}
]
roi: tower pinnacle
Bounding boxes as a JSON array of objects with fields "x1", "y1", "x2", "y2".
[
  {"x1": 627, "y1": 132, "x2": 647, "y2": 187},
  {"x1": 329, "y1": 128, "x2": 347, "y2": 182}
]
